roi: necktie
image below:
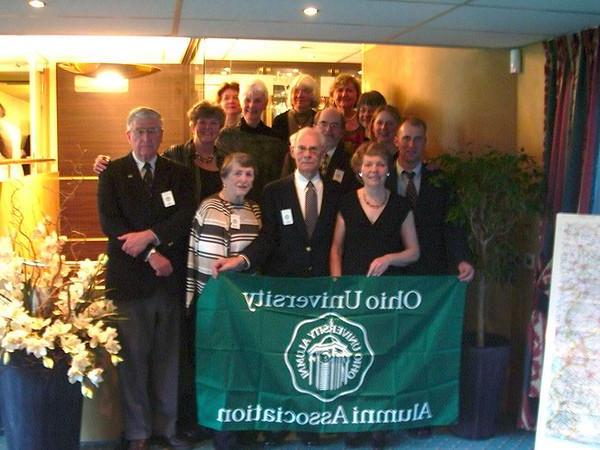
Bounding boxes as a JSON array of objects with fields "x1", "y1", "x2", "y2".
[
  {"x1": 405, "y1": 171, "x2": 417, "y2": 207},
  {"x1": 305, "y1": 181, "x2": 318, "y2": 238},
  {"x1": 320, "y1": 153, "x2": 330, "y2": 177},
  {"x1": 143, "y1": 162, "x2": 153, "y2": 192}
]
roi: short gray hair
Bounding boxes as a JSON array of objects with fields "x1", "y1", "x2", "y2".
[
  {"x1": 220, "y1": 152, "x2": 257, "y2": 178},
  {"x1": 126, "y1": 107, "x2": 162, "y2": 131},
  {"x1": 243, "y1": 80, "x2": 269, "y2": 102},
  {"x1": 289, "y1": 126, "x2": 325, "y2": 148}
]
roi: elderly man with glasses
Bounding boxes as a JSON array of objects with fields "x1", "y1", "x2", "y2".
[{"x1": 97, "y1": 107, "x2": 195, "y2": 450}]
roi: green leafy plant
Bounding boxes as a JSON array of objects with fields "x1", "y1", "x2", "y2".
[{"x1": 433, "y1": 149, "x2": 543, "y2": 347}]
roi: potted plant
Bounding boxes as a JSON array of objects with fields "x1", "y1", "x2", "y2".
[
  {"x1": 432, "y1": 149, "x2": 543, "y2": 438},
  {"x1": 0, "y1": 218, "x2": 122, "y2": 450}
]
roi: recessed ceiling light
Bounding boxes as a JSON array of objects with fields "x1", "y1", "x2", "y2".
[
  {"x1": 28, "y1": 0, "x2": 46, "y2": 8},
  {"x1": 303, "y1": 7, "x2": 319, "y2": 17}
]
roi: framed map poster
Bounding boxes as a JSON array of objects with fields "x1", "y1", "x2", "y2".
[{"x1": 535, "y1": 213, "x2": 600, "y2": 449}]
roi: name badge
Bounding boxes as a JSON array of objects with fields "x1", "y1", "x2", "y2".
[
  {"x1": 230, "y1": 214, "x2": 241, "y2": 230},
  {"x1": 333, "y1": 169, "x2": 345, "y2": 183},
  {"x1": 281, "y1": 208, "x2": 293, "y2": 225},
  {"x1": 161, "y1": 190, "x2": 175, "y2": 207}
]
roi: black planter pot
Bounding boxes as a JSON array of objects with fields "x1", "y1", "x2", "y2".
[
  {"x1": 0, "y1": 353, "x2": 83, "y2": 450},
  {"x1": 452, "y1": 333, "x2": 510, "y2": 440}
]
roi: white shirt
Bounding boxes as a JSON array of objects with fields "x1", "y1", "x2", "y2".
[
  {"x1": 294, "y1": 170, "x2": 323, "y2": 219},
  {"x1": 395, "y1": 161, "x2": 423, "y2": 196},
  {"x1": 131, "y1": 152, "x2": 157, "y2": 177}
]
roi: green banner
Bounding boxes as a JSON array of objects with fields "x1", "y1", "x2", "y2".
[{"x1": 195, "y1": 273, "x2": 466, "y2": 432}]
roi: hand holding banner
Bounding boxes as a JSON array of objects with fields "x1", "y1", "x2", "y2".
[{"x1": 195, "y1": 273, "x2": 466, "y2": 433}]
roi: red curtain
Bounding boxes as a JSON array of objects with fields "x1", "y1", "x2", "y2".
[{"x1": 518, "y1": 27, "x2": 600, "y2": 430}]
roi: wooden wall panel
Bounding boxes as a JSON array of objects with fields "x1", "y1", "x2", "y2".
[
  {"x1": 64, "y1": 240, "x2": 107, "y2": 262},
  {"x1": 57, "y1": 64, "x2": 195, "y2": 259},
  {"x1": 57, "y1": 64, "x2": 194, "y2": 176},
  {"x1": 59, "y1": 178, "x2": 100, "y2": 237}
]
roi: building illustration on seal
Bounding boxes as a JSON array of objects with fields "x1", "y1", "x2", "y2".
[
  {"x1": 285, "y1": 313, "x2": 374, "y2": 402},
  {"x1": 308, "y1": 327, "x2": 353, "y2": 391}
]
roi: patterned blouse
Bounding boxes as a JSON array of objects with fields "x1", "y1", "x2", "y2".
[{"x1": 186, "y1": 194, "x2": 261, "y2": 307}]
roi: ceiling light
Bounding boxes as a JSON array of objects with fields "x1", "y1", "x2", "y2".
[
  {"x1": 303, "y1": 7, "x2": 319, "y2": 17},
  {"x1": 28, "y1": 0, "x2": 46, "y2": 8},
  {"x1": 57, "y1": 63, "x2": 161, "y2": 79}
]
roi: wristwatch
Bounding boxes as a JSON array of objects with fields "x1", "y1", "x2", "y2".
[{"x1": 146, "y1": 247, "x2": 157, "y2": 262}]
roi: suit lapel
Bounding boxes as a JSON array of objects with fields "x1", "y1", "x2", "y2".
[
  {"x1": 282, "y1": 176, "x2": 309, "y2": 240},
  {"x1": 417, "y1": 168, "x2": 435, "y2": 207},
  {"x1": 313, "y1": 179, "x2": 337, "y2": 241},
  {"x1": 152, "y1": 156, "x2": 171, "y2": 195},
  {"x1": 124, "y1": 153, "x2": 146, "y2": 191},
  {"x1": 326, "y1": 143, "x2": 345, "y2": 178}
]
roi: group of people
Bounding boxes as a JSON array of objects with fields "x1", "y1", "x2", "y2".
[{"x1": 95, "y1": 73, "x2": 475, "y2": 450}]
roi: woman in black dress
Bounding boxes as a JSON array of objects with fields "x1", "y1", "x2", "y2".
[
  {"x1": 329, "y1": 142, "x2": 419, "y2": 449},
  {"x1": 330, "y1": 141, "x2": 419, "y2": 277}
]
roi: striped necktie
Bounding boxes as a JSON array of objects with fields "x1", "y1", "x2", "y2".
[
  {"x1": 404, "y1": 171, "x2": 417, "y2": 207},
  {"x1": 305, "y1": 181, "x2": 318, "y2": 238},
  {"x1": 142, "y1": 162, "x2": 153, "y2": 192}
]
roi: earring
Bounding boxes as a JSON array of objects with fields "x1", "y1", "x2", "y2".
[
  {"x1": 386, "y1": 172, "x2": 390, "y2": 177},
  {"x1": 359, "y1": 172, "x2": 363, "y2": 177}
]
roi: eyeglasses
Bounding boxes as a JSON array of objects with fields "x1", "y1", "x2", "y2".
[
  {"x1": 317, "y1": 121, "x2": 341, "y2": 130},
  {"x1": 317, "y1": 120, "x2": 342, "y2": 130},
  {"x1": 294, "y1": 145, "x2": 321, "y2": 154},
  {"x1": 131, "y1": 127, "x2": 162, "y2": 137}
]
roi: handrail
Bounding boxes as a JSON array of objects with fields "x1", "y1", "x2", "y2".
[{"x1": 0, "y1": 158, "x2": 55, "y2": 165}]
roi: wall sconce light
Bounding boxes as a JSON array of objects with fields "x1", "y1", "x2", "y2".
[
  {"x1": 58, "y1": 63, "x2": 161, "y2": 79},
  {"x1": 509, "y1": 48, "x2": 522, "y2": 74}
]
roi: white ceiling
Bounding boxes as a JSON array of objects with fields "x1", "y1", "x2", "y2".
[{"x1": 0, "y1": 0, "x2": 599, "y2": 64}]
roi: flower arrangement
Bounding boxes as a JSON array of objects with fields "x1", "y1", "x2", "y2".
[{"x1": 0, "y1": 217, "x2": 122, "y2": 398}]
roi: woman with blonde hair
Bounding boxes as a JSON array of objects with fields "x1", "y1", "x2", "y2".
[{"x1": 272, "y1": 73, "x2": 318, "y2": 142}]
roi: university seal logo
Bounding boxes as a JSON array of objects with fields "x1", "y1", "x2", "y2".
[{"x1": 285, "y1": 312, "x2": 374, "y2": 402}]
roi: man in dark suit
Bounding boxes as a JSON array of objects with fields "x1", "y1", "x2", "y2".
[
  {"x1": 281, "y1": 107, "x2": 359, "y2": 194},
  {"x1": 387, "y1": 117, "x2": 474, "y2": 281},
  {"x1": 97, "y1": 107, "x2": 195, "y2": 450},
  {"x1": 213, "y1": 126, "x2": 342, "y2": 446},
  {"x1": 216, "y1": 125, "x2": 341, "y2": 278},
  {"x1": 315, "y1": 107, "x2": 361, "y2": 193},
  {"x1": 387, "y1": 117, "x2": 473, "y2": 438}
]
